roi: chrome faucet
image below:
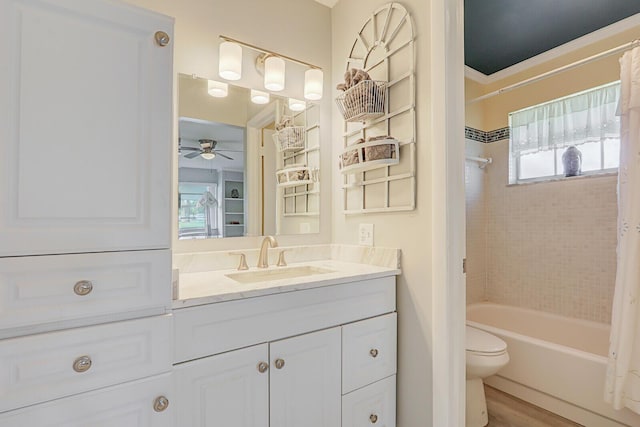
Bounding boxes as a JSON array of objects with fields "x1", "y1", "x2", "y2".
[{"x1": 257, "y1": 236, "x2": 278, "y2": 268}]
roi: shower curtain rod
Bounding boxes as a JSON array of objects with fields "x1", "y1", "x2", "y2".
[{"x1": 466, "y1": 39, "x2": 640, "y2": 105}]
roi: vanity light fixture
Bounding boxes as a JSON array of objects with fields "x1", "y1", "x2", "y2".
[
  {"x1": 251, "y1": 89, "x2": 270, "y2": 104},
  {"x1": 207, "y1": 80, "x2": 228, "y2": 97},
  {"x1": 264, "y1": 56, "x2": 285, "y2": 92},
  {"x1": 288, "y1": 98, "x2": 306, "y2": 112},
  {"x1": 201, "y1": 152, "x2": 216, "y2": 160},
  {"x1": 304, "y1": 68, "x2": 323, "y2": 100},
  {"x1": 219, "y1": 41, "x2": 242, "y2": 81}
]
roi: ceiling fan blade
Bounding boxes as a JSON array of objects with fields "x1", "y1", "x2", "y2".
[
  {"x1": 184, "y1": 151, "x2": 201, "y2": 159},
  {"x1": 215, "y1": 151, "x2": 234, "y2": 160},
  {"x1": 180, "y1": 146, "x2": 200, "y2": 151}
]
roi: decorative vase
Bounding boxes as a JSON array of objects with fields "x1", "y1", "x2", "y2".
[{"x1": 562, "y1": 146, "x2": 582, "y2": 177}]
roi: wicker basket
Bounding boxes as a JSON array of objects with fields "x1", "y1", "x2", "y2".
[
  {"x1": 273, "y1": 126, "x2": 305, "y2": 152},
  {"x1": 335, "y1": 80, "x2": 387, "y2": 122},
  {"x1": 276, "y1": 165, "x2": 317, "y2": 187},
  {"x1": 339, "y1": 138, "x2": 399, "y2": 174}
]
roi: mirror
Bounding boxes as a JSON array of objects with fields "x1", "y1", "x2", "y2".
[{"x1": 177, "y1": 73, "x2": 320, "y2": 239}]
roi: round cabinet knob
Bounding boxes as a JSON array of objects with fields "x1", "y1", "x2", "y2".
[
  {"x1": 73, "y1": 280, "x2": 93, "y2": 296},
  {"x1": 257, "y1": 362, "x2": 269, "y2": 373},
  {"x1": 370, "y1": 348, "x2": 379, "y2": 358},
  {"x1": 154, "y1": 31, "x2": 170, "y2": 47},
  {"x1": 72, "y1": 355, "x2": 92, "y2": 373},
  {"x1": 274, "y1": 358, "x2": 285, "y2": 369},
  {"x1": 370, "y1": 413, "x2": 379, "y2": 424},
  {"x1": 153, "y1": 396, "x2": 169, "y2": 412}
]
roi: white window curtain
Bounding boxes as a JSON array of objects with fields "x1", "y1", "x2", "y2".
[
  {"x1": 605, "y1": 46, "x2": 640, "y2": 414},
  {"x1": 510, "y1": 81, "x2": 621, "y2": 154}
]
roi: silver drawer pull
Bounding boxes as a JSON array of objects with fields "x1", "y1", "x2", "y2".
[
  {"x1": 257, "y1": 362, "x2": 269, "y2": 373},
  {"x1": 73, "y1": 280, "x2": 93, "y2": 296},
  {"x1": 72, "y1": 355, "x2": 92, "y2": 373},
  {"x1": 370, "y1": 348, "x2": 379, "y2": 358},
  {"x1": 274, "y1": 358, "x2": 285, "y2": 369},
  {"x1": 370, "y1": 413, "x2": 378, "y2": 423},
  {"x1": 153, "y1": 396, "x2": 169, "y2": 412}
]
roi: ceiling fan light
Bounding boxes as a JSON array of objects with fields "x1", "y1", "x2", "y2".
[
  {"x1": 201, "y1": 152, "x2": 216, "y2": 160},
  {"x1": 304, "y1": 68, "x2": 323, "y2": 100},
  {"x1": 208, "y1": 80, "x2": 228, "y2": 97},
  {"x1": 251, "y1": 89, "x2": 270, "y2": 104},
  {"x1": 288, "y1": 98, "x2": 306, "y2": 112},
  {"x1": 264, "y1": 56, "x2": 285, "y2": 91},
  {"x1": 219, "y1": 41, "x2": 242, "y2": 81}
]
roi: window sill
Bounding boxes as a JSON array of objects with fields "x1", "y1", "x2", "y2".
[{"x1": 507, "y1": 171, "x2": 618, "y2": 187}]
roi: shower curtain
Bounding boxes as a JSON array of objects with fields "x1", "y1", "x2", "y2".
[{"x1": 605, "y1": 46, "x2": 640, "y2": 414}]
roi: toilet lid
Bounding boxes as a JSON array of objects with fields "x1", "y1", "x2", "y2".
[{"x1": 466, "y1": 326, "x2": 507, "y2": 354}]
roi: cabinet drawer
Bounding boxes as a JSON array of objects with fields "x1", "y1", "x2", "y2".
[
  {"x1": 0, "y1": 249, "x2": 171, "y2": 337},
  {"x1": 342, "y1": 313, "x2": 397, "y2": 394},
  {"x1": 0, "y1": 315, "x2": 172, "y2": 413},
  {"x1": 0, "y1": 373, "x2": 173, "y2": 426},
  {"x1": 342, "y1": 375, "x2": 396, "y2": 427},
  {"x1": 174, "y1": 276, "x2": 395, "y2": 363}
]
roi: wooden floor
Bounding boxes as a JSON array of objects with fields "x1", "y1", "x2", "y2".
[{"x1": 485, "y1": 385, "x2": 584, "y2": 427}]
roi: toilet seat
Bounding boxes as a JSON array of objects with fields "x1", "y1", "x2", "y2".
[{"x1": 466, "y1": 326, "x2": 507, "y2": 356}]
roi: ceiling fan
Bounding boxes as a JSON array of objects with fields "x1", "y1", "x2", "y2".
[{"x1": 179, "y1": 139, "x2": 234, "y2": 160}]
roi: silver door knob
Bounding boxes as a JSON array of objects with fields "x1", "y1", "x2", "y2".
[
  {"x1": 370, "y1": 413, "x2": 379, "y2": 423},
  {"x1": 370, "y1": 348, "x2": 379, "y2": 358},
  {"x1": 153, "y1": 396, "x2": 169, "y2": 412},
  {"x1": 73, "y1": 280, "x2": 93, "y2": 296},
  {"x1": 274, "y1": 358, "x2": 285, "y2": 369},
  {"x1": 257, "y1": 362, "x2": 269, "y2": 373},
  {"x1": 72, "y1": 355, "x2": 92, "y2": 373},
  {"x1": 154, "y1": 31, "x2": 170, "y2": 47}
]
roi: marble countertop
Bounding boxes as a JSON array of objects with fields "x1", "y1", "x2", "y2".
[{"x1": 173, "y1": 259, "x2": 400, "y2": 309}]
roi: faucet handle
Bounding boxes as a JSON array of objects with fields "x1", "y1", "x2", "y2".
[
  {"x1": 276, "y1": 250, "x2": 289, "y2": 267},
  {"x1": 229, "y1": 252, "x2": 249, "y2": 271}
]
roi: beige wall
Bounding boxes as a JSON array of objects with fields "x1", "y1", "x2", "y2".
[
  {"x1": 463, "y1": 27, "x2": 632, "y2": 322},
  {"x1": 123, "y1": 0, "x2": 333, "y2": 252},
  {"x1": 332, "y1": 1, "x2": 434, "y2": 425}
]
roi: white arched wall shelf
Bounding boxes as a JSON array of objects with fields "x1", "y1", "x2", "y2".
[{"x1": 340, "y1": 2, "x2": 416, "y2": 214}]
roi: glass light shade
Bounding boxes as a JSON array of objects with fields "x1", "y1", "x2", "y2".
[
  {"x1": 288, "y1": 98, "x2": 306, "y2": 112},
  {"x1": 251, "y1": 89, "x2": 270, "y2": 104},
  {"x1": 264, "y1": 56, "x2": 285, "y2": 91},
  {"x1": 207, "y1": 80, "x2": 228, "y2": 97},
  {"x1": 304, "y1": 68, "x2": 323, "y2": 100},
  {"x1": 201, "y1": 152, "x2": 216, "y2": 160},
  {"x1": 219, "y1": 41, "x2": 242, "y2": 81}
]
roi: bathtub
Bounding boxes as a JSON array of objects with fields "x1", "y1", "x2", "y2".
[{"x1": 466, "y1": 303, "x2": 640, "y2": 427}]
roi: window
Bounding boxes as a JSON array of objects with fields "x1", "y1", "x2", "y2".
[
  {"x1": 178, "y1": 183, "x2": 219, "y2": 239},
  {"x1": 509, "y1": 82, "x2": 621, "y2": 183}
]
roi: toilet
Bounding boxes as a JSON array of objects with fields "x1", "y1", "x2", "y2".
[{"x1": 465, "y1": 326, "x2": 509, "y2": 427}]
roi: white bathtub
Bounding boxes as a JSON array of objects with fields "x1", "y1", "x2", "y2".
[{"x1": 467, "y1": 303, "x2": 640, "y2": 427}]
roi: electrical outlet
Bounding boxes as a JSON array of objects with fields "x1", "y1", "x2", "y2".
[{"x1": 358, "y1": 223, "x2": 374, "y2": 246}]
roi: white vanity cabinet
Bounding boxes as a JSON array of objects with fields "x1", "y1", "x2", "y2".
[
  {"x1": 173, "y1": 276, "x2": 397, "y2": 427},
  {"x1": 0, "y1": 0, "x2": 175, "y2": 423}
]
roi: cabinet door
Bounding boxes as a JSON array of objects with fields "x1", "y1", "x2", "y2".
[
  {"x1": 0, "y1": 373, "x2": 174, "y2": 427},
  {"x1": 270, "y1": 327, "x2": 341, "y2": 427},
  {"x1": 174, "y1": 344, "x2": 269, "y2": 427},
  {"x1": 0, "y1": 0, "x2": 173, "y2": 256}
]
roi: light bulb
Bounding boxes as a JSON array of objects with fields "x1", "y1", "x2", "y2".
[
  {"x1": 219, "y1": 41, "x2": 242, "y2": 81},
  {"x1": 201, "y1": 152, "x2": 216, "y2": 160},
  {"x1": 251, "y1": 89, "x2": 270, "y2": 104},
  {"x1": 207, "y1": 80, "x2": 228, "y2": 97},
  {"x1": 288, "y1": 98, "x2": 306, "y2": 112},
  {"x1": 304, "y1": 68, "x2": 323, "y2": 100},
  {"x1": 264, "y1": 56, "x2": 285, "y2": 91}
]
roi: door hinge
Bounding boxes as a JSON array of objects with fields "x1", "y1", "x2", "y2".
[{"x1": 462, "y1": 258, "x2": 467, "y2": 274}]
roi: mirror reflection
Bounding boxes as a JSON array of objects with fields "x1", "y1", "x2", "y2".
[{"x1": 177, "y1": 74, "x2": 320, "y2": 240}]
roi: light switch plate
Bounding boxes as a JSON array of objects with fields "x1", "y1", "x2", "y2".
[{"x1": 358, "y1": 223, "x2": 374, "y2": 246}]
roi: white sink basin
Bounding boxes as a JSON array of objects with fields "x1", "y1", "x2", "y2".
[{"x1": 226, "y1": 265, "x2": 335, "y2": 284}]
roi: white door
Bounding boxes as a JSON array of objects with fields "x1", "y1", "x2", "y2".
[
  {"x1": 0, "y1": 0, "x2": 173, "y2": 256},
  {"x1": 270, "y1": 327, "x2": 342, "y2": 427},
  {"x1": 174, "y1": 344, "x2": 269, "y2": 427}
]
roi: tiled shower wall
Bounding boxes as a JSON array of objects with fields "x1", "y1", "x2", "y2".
[{"x1": 465, "y1": 131, "x2": 618, "y2": 323}]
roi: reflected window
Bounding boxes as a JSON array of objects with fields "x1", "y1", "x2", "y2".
[{"x1": 178, "y1": 183, "x2": 219, "y2": 239}]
